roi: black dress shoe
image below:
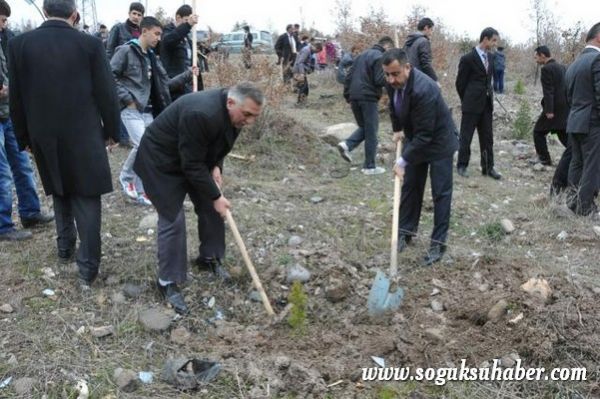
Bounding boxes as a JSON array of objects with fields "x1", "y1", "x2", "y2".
[
  {"x1": 423, "y1": 245, "x2": 446, "y2": 266},
  {"x1": 58, "y1": 247, "x2": 76, "y2": 264},
  {"x1": 0, "y1": 229, "x2": 32, "y2": 241},
  {"x1": 157, "y1": 281, "x2": 189, "y2": 315},
  {"x1": 21, "y1": 212, "x2": 54, "y2": 228},
  {"x1": 397, "y1": 235, "x2": 411, "y2": 253},
  {"x1": 457, "y1": 167, "x2": 469, "y2": 178},
  {"x1": 483, "y1": 169, "x2": 502, "y2": 180},
  {"x1": 195, "y1": 257, "x2": 232, "y2": 283}
]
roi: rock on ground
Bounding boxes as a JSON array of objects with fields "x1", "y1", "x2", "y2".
[
  {"x1": 114, "y1": 368, "x2": 138, "y2": 392},
  {"x1": 138, "y1": 308, "x2": 172, "y2": 331},
  {"x1": 319, "y1": 123, "x2": 358, "y2": 146}
]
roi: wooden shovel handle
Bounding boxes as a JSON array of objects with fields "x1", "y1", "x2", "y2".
[
  {"x1": 390, "y1": 140, "x2": 403, "y2": 277},
  {"x1": 226, "y1": 210, "x2": 275, "y2": 315}
]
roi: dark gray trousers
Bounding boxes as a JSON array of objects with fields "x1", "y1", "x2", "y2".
[
  {"x1": 52, "y1": 194, "x2": 101, "y2": 282},
  {"x1": 568, "y1": 128, "x2": 600, "y2": 215},
  {"x1": 157, "y1": 197, "x2": 225, "y2": 284}
]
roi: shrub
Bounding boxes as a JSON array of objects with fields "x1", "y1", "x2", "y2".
[
  {"x1": 514, "y1": 79, "x2": 525, "y2": 95},
  {"x1": 513, "y1": 100, "x2": 532, "y2": 140},
  {"x1": 287, "y1": 281, "x2": 308, "y2": 334}
]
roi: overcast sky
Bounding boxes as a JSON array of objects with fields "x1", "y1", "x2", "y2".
[{"x1": 8, "y1": 0, "x2": 598, "y2": 44}]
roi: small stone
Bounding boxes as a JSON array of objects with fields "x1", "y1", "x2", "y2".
[
  {"x1": 139, "y1": 308, "x2": 172, "y2": 331},
  {"x1": 123, "y1": 283, "x2": 145, "y2": 299},
  {"x1": 14, "y1": 377, "x2": 36, "y2": 395},
  {"x1": 310, "y1": 196, "x2": 324, "y2": 204},
  {"x1": 593, "y1": 287, "x2": 600, "y2": 295},
  {"x1": 500, "y1": 219, "x2": 515, "y2": 234},
  {"x1": 7, "y1": 354, "x2": 17, "y2": 365},
  {"x1": 593, "y1": 226, "x2": 600, "y2": 238},
  {"x1": 90, "y1": 325, "x2": 115, "y2": 338},
  {"x1": 0, "y1": 304, "x2": 14, "y2": 313},
  {"x1": 473, "y1": 272, "x2": 482, "y2": 280},
  {"x1": 533, "y1": 163, "x2": 544, "y2": 172},
  {"x1": 557, "y1": 231, "x2": 568, "y2": 241},
  {"x1": 500, "y1": 356, "x2": 516, "y2": 368},
  {"x1": 288, "y1": 235, "x2": 304, "y2": 247},
  {"x1": 41, "y1": 267, "x2": 56, "y2": 278},
  {"x1": 138, "y1": 213, "x2": 158, "y2": 230},
  {"x1": 170, "y1": 327, "x2": 191, "y2": 345},
  {"x1": 430, "y1": 288, "x2": 441, "y2": 296},
  {"x1": 325, "y1": 279, "x2": 349, "y2": 303},
  {"x1": 424, "y1": 328, "x2": 444, "y2": 342},
  {"x1": 207, "y1": 297, "x2": 216, "y2": 308},
  {"x1": 274, "y1": 355, "x2": 291, "y2": 370},
  {"x1": 487, "y1": 299, "x2": 508, "y2": 323},
  {"x1": 95, "y1": 293, "x2": 107, "y2": 306},
  {"x1": 229, "y1": 266, "x2": 244, "y2": 279},
  {"x1": 430, "y1": 299, "x2": 444, "y2": 312},
  {"x1": 478, "y1": 283, "x2": 490, "y2": 292},
  {"x1": 520, "y1": 278, "x2": 552, "y2": 301},
  {"x1": 286, "y1": 264, "x2": 311, "y2": 283},
  {"x1": 248, "y1": 291, "x2": 262, "y2": 302},
  {"x1": 111, "y1": 292, "x2": 127, "y2": 305},
  {"x1": 431, "y1": 279, "x2": 447, "y2": 289},
  {"x1": 113, "y1": 368, "x2": 138, "y2": 392}
]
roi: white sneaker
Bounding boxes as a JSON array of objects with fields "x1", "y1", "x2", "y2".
[
  {"x1": 337, "y1": 141, "x2": 352, "y2": 163},
  {"x1": 361, "y1": 166, "x2": 386, "y2": 175},
  {"x1": 123, "y1": 182, "x2": 138, "y2": 200},
  {"x1": 137, "y1": 193, "x2": 152, "y2": 206}
]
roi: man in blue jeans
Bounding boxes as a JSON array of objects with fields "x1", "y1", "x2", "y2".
[
  {"x1": 339, "y1": 36, "x2": 395, "y2": 175},
  {"x1": 0, "y1": 0, "x2": 53, "y2": 241}
]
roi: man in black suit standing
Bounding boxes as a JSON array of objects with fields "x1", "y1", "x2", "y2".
[
  {"x1": 274, "y1": 24, "x2": 297, "y2": 84},
  {"x1": 160, "y1": 4, "x2": 203, "y2": 99},
  {"x1": 383, "y1": 48, "x2": 458, "y2": 266},
  {"x1": 533, "y1": 45, "x2": 571, "y2": 195},
  {"x1": 455, "y1": 27, "x2": 501, "y2": 180},
  {"x1": 8, "y1": 0, "x2": 120, "y2": 288},
  {"x1": 565, "y1": 23, "x2": 600, "y2": 216},
  {"x1": 134, "y1": 83, "x2": 264, "y2": 314}
]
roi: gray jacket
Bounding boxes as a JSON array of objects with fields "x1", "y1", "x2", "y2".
[
  {"x1": 111, "y1": 40, "x2": 191, "y2": 112},
  {"x1": 565, "y1": 47, "x2": 600, "y2": 134},
  {"x1": 404, "y1": 32, "x2": 438, "y2": 81},
  {"x1": 292, "y1": 45, "x2": 312, "y2": 74}
]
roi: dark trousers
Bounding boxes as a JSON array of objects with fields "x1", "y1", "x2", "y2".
[
  {"x1": 399, "y1": 156, "x2": 453, "y2": 247},
  {"x1": 53, "y1": 194, "x2": 101, "y2": 282},
  {"x1": 567, "y1": 128, "x2": 600, "y2": 215},
  {"x1": 157, "y1": 196, "x2": 225, "y2": 284},
  {"x1": 493, "y1": 70, "x2": 504, "y2": 93},
  {"x1": 551, "y1": 140, "x2": 572, "y2": 195},
  {"x1": 534, "y1": 129, "x2": 567, "y2": 163},
  {"x1": 296, "y1": 75, "x2": 309, "y2": 103},
  {"x1": 346, "y1": 100, "x2": 380, "y2": 169},
  {"x1": 457, "y1": 106, "x2": 494, "y2": 172}
]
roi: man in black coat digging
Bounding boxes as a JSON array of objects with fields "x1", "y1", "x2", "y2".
[
  {"x1": 8, "y1": 0, "x2": 120, "y2": 288},
  {"x1": 383, "y1": 48, "x2": 458, "y2": 266},
  {"x1": 134, "y1": 83, "x2": 264, "y2": 314}
]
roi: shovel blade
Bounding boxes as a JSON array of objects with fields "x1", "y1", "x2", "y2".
[{"x1": 367, "y1": 270, "x2": 405, "y2": 316}]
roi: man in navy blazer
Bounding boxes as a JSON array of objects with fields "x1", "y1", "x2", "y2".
[
  {"x1": 455, "y1": 27, "x2": 501, "y2": 180},
  {"x1": 383, "y1": 48, "x2": 458, "y2": 266}
]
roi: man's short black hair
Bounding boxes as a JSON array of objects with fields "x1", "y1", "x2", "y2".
[
  {"x1": 294, "y1": 23, "x2": 300, "y2": 28},
  {"x1": 129, "y1": 2, "x2": 145, "y2": 14},
  {"x1": 382, "y1": 48, "x2": 409, "y2": 66},
  {"x1": 0, "y1": 0, "x2": 11, "y2": 17},
  {"x1": 286, "y1": 24, "x2": 293, "y2": 31},
  {"x1": 497, "y1": 46, "x2": 505, "y2": 51},
  {"x1": 176, "y1": 5, "x2": 192, "y2": 18},
  {"x1": 585, "y1": 22, "x2": 600, "y2": 43},
  {"x1": 534, "y1": 45, "x2": 551, "y2": 57},
  {"x1": 99, "y1": 24, "x2": 107, "y2": 29},
  {"x1": 243, "y1": 25, "x2": 250, "y2": 32},
  {"x1": 313, "y1": 42, "x2": 323, "y2": 52},
  {"x1": 417, "y1": 17, "x2": 434, "y2": 31},
  {"x1": 479, "y1": 27, "x2": 499, "y2": 43},
  {"x1": 140, "y1": 16, "x2": 162, "y2": 31},
  {"x1": 378, "y1": 36, "x2": 395, "y2": 47},
  {"x1": 43, "y1": 0, "x2": 76, "y2": 19}
]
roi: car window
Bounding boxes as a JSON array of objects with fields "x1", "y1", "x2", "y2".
[
  {"x1": 232, "y1": 34, "x2": 244, "y2": 41},
  {"x1": 260, "y1": 32, "x2": 270, "y2": 41},
  {"x1": 222, "y1": 34, "x2": 232, "y2": 41}
]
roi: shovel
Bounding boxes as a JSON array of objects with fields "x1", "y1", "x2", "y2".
[{"x1": 367, "y1": 140, "x2": 405, "y2": 316}]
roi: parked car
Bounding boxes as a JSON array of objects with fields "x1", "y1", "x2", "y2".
[{"x1": 212, "y1": 29, "x2": 274, "y2": 54}]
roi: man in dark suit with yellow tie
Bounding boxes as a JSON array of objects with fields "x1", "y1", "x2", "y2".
[
  {"x1": 455, "y1": 27, "x2": 501, "y2": 180},
  {"x1": 382, "y1": 48, "x2": 458, "y2": 266}
]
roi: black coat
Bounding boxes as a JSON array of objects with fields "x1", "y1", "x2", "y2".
[
  {"x1": 387, "y1": 68, "x2": 458, "y2": 164},
  {"x1": 565, "y1": 47, "x2": 600, "y2": 134},
  {"x1": 134, "y1": 89, "x2": 239, "y2": 221},
  {"x1": 274, "y1": 32, "x2": 295, "y2": 64},
  {"x1": 8, "y1": 20, "x2": 120, "y2": 197},
  {"x1": 160, "y1": 22, "x2": 204, "y2": 97},
  {"x1": 534, "y1": 59, "x2": 568, "y2": 132},
  {"x1": 343, "y1": 44, "x2": 387, "y2": 102},
  {"x1": 455, "y1": 48, "x2": 494, "y2": 114}
]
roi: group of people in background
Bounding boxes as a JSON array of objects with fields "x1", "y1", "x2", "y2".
[{"x1": 0, "y1": 0, "x2": 598, "y2": 313}]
